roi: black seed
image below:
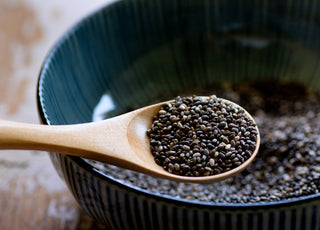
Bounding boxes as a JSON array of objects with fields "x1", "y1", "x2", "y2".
[
  {"x1": 203, "y1": 149, "x2": 210, "y2": 155},
  {"x1": 182, "y1": 145, "x2": 191, "y2": 151},
  {"x1": 218, "y1": 121, "x2": 228, "y2": 129}
]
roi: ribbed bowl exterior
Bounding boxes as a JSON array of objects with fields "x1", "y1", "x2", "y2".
[
  {"x1": 38, "y1": 0, "x2": 320, "y2": 229},
  {"x1": 49, "y1": 153, "x2": 320, "y2": 230}
]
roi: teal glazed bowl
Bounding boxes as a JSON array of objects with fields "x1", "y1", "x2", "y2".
[{"x1": 38, "y1": 0, "x2": 320, "y2": 229}]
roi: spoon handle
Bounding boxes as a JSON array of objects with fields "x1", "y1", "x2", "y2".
[
  {"x1": 0, "y1": 117, "x2": 137, "y2": 165},
  {"x1": 0, "y1": 120, "x2": 99, "y2": 154}
]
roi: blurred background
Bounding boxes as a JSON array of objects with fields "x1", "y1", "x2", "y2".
[{"x1": 0, "y1": 0, "x2": 113, "y2": 229}]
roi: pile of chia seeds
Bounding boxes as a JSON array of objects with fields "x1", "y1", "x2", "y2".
[
  {"x1": 90, "y1": 81, "x2": 320, "y2": 203},
  {"x1": 147, "y1": 95, "x2": 258, "y2": 177}
]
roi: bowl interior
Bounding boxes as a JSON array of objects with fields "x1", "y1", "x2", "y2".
[
  {"x1": 39, "y1": 0, "x2": 320, "y2": 126},
  {"x1": 38, "y1": 0, "x2": 320, "y2": 203}
]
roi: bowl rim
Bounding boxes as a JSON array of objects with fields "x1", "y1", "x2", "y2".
[{"x1": 37, "y1": 0, "x2": 320, "y2": 209}]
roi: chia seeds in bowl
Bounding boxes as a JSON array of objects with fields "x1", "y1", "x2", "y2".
[{"x1": 89, "y1": 81, "x2": 320, "y2": 203}]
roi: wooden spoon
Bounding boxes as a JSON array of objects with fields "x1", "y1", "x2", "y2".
[{"x1": 0, "y1": 98, "x2": 260, "y2": 183}]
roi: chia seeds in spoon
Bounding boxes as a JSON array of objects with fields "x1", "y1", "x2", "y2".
[{"x1": 147, "y1": 95, "x2": 258, "y2": 177}]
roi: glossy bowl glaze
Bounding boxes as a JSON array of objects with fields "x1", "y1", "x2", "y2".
[{"x1": 38, "y1": 0, "x2": 320, "y2": 229}]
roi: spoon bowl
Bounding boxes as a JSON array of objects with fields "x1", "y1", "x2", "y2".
[{"x1": 0, "y1": 97, "x2": 260, "y2": 183}]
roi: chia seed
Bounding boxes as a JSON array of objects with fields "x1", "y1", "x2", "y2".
[
  {"x1": 89, "y1": 81, "x2": 320, "y2": 203},
  {"x1": 146, "y1": 95, "x2": 258, "y2": 177}
]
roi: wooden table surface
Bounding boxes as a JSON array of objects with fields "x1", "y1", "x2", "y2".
[{"x1": 0, "y1": 1, "x2": 114, "y2": 229}]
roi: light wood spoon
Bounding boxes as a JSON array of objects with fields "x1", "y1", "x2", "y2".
[{"x1": 0, "y1": 98, "x2": 260, "y2": 183}]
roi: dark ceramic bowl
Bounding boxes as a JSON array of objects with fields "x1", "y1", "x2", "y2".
[{"x1": 38, "y1": 0, "x2": 320, "y2": 229}]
